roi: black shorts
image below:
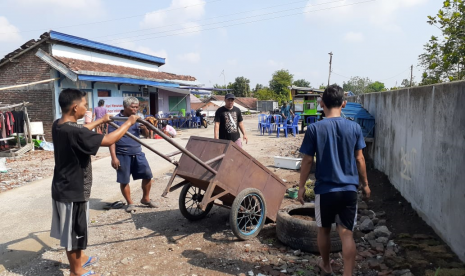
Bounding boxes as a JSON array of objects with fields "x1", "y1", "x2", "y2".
[{"x1": 315, "y1": 191, "x2": 357, "y2": 231}]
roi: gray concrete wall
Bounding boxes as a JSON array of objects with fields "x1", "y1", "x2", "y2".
[{"x1": 352, "y1": 81, "x2": 465, "y2": 262}]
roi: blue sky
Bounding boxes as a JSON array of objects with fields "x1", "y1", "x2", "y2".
[{"x1": 0, "y1": 0, "x2": 442, "y2": 89}]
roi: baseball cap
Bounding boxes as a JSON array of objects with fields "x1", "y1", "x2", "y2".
[{"x1": 225, "y1": 93, "x2": 236, "y2": 100}]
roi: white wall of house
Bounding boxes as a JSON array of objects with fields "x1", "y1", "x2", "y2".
[{"x1": 51, "y1": 44, "x2": 159, "y2": 72}]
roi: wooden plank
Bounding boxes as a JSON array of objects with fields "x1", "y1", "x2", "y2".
[{"x1": 35, "y1": 48, "x2": 78, "y2": 82}]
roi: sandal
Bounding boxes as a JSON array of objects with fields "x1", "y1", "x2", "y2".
[
  {"x1": 141, "y1": 199, "x2": 159, "y2": 208},
  {"x1": 82, "y1": 256, "x2": 99, "y2": 268},
  {"x1": 126, "y1": 204, "x2": 136, "y2": 213},
  {"x1": 77, "y1": 271, "x2": 100, "y2": 276}
]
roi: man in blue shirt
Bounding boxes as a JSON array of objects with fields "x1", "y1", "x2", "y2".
[
  {"x1": 108, "y1": 97, "x2": 157, "y2": 213},
  {"x1": 280, "y1": 101, "x2": 294, "y2": 123},
  {"x1": 298, "y1": 85, "x2": 370, "y2": 276}
]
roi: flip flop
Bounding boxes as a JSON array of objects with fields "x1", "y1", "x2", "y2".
[
  {"x1": 82, "y1": 256, "x2": 99, "y2": 268},
  {"x1": 80, "y1": 270, "x2": 100, "y2": 276},
  {"x1": 126, "y1": 204, "x2": 136, "y2": 213},
  {"x1": 140, "y1": 199, "x2": 159, "y2": 208},
  {"x1": 103, "y1": 201, "x2": 125, "y2": 210}
]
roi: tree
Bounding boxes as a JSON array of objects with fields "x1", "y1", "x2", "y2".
[
  {"x1": 269, "y1": 69, "x2": 293, "y2": 101},
  {"x1": 293, "y1": 79, "x2": 311, "y2": 87},
  {"x1": 255, "y1": 87, "x2": 278, "y2": 101},
  {"x1": 212, "y1": 83, "x2": 233, "y2": 95},
  {"x1": 419, "y1": 0, "x2": 465, "y2": 85},
  {"x1": 342, "y1": 76, "x2": 372, "y2": 95},
  {"x1": 254, "y1": 83, "x2": 264, "y2": 92},
  {"x1": 319, "y1": 84, "x2": 326, "y2": 89},
  {"x1": 366, "y1": 81, "x2": 386, "y2": 92},
  {"x1": 231, "y1": 76, "x2": 251, "y2": 97}
]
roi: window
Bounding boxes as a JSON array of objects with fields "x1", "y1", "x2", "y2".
[
  {"x1": 98, "y1": 90, "x2": 111, "y2": 97},
  {"x1": 123, "y1": 91, "x2": 142, "y2": 97},
  {"x1": 168, "y1": 96, "x2": 187, "y2": 112}
]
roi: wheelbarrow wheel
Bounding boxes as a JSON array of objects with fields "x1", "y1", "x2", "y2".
[
  {"x1": 230, "y1": 188, "x2": 267, "y2": 240},
  {"x1": 179, "y1": 183, "x2": 213, "y2": 221}
]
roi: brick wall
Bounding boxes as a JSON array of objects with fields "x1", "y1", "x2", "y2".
[{"x1": 0, "y1": 44, "x2": 55, "y2": 140}]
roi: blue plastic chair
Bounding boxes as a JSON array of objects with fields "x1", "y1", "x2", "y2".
[
  {"x1": 276, "y1": 119, "x2": 289, "y2": 138},
  {"x1": 257, "y1": 114, "x2": 267, "y2": 131},
  {"x1": 272, "y1": 115, "x2": 282, "y2": 132},
  {"x1": 261, "y1": 115, "x2": 273, "y2": 135},
  {"x1": 191, "y1": 116, "x2": 201, "y2": 128},
  {"x1": 287, "y1": 115, "x2": 301, "y2": 136},
  {"x1": 306, "y1": 116, "x2": 317, "y2": 125}
]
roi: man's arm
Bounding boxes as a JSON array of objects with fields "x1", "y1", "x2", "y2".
[
  {"x1": 84, "y1": 117, "x2": 104, "y2": 130},
  {"x1": 238, "y1": 121, "x2": 248, "y2": 144},
  {"x1": 355, "y1": 149, "x2": 371, "y2": 198},
  {"x1": 214, "y1": 122, "x2": 220, "y2": 139},
  {"x1": 298, "y1": 154, "x2": 314, "y2": 205}
]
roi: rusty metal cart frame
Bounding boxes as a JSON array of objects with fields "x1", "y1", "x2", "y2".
[{"x1": 110, "y1": 117, "x2": 287, "y2": 240}]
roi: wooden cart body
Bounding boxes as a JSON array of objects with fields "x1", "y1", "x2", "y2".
[{"x1": 165, "y1": 136, "x2": 287, "y2": 222}]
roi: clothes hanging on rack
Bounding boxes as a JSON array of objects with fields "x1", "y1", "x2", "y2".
[{"x1": 11, "y1": 111, "x2": 25, "y2": 133}]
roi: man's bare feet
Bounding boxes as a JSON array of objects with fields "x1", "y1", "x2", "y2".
[{"x1": 318, "y1": 258, "x2": 334, "y2": 275}]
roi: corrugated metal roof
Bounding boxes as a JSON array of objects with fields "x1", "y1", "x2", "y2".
[
  {"x1": 154, "y1": 86, "x2": 190, "y2": 95},
  {"x1": 50, "y1": 31, "x2": 165, "y2": 65},
  {"x1": 77, "y1": 75, "x2": 179, "y2": 87}
]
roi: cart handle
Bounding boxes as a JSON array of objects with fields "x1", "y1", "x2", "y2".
[
  {"x1": 108, "y1": 121, "x2": 178, "y2": 166},
  {"x1": 111, "y1": 117, "x2": 218, "y2": 175}
]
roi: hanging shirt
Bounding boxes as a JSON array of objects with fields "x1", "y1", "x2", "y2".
[{"x1": 11, "y1": 111, "x2": 24, "y2": 133}]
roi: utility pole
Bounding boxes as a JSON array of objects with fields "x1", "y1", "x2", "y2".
[
  {"x1": 410, "y1": 65, "x2": 413, "y2": 87},
  {"x1": 328, "y1": 52, "x2": 333, "y2": 86}
]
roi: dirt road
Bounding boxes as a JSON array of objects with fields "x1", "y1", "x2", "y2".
[{"x1": 1, "y1": 117, "x2": 463, "y2": 276}]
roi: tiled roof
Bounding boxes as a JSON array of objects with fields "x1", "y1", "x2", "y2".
[
  {"x1": 235, "y1": 97, "x2": 257, "y2": 109},
  {"x1": 191, "y1": 102, "x2": 207, "y2": 111},
  {"x1": 54, "y1": 56, "x2": 196, "y2": 81}
]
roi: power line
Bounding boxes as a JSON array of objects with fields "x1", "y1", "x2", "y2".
[
  {"x1": 331, "y1": 67, "x2": 413, "y2": 82},
  {"x1": 91, "y1": 0, "x2": 333, "y2": 41},
  {"x1": 108, "y1": 0, "x2": 377, "y2": 44},
  {"x1": 0, "y1": 0, "x2": 224, "y2": 34},
  {"x1": 106, "y1": 0, "x2": 348, "y2": 43}
]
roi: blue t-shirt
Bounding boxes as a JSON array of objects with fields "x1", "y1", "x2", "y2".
[
  {"x1": 299, "y1": 117, "x2": 366, "y2": 194},
  {"x1": 108, "y1": 111, "x2": 142, "y2": 155},
  {"x1": 281, "y1": 105, "x2": 291, "y2": 118}
]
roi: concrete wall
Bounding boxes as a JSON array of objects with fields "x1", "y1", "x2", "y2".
[{"x1": 353, "y1": 82, "x2": 465, "y2": 262}]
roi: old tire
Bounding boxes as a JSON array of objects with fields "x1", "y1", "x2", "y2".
[
  {"x1": 230, "y1": 188, "x2": 267, "y2": 240},
  {"x1": 276, "y1": 204, "x2": 342, "y2": 253},
  {"x1": 179, "y1": 183, "x2": 213, "y2": 221}
]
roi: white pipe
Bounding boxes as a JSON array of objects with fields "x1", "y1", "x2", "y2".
[{"x1": 0, "y1": 78, "x2": 59, "y2": 91}]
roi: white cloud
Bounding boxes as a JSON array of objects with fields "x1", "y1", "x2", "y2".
[
  {"x1": 344, "y1": 31, "x2": 364, "y2": 42},
  {"x1": 178, "y1": 52, "x2": 200, "y2": 63},
  {"x1": 304, "y1": 0, "x2": 427, "y2": 32},
  {"x1": 140, "y1": 0, "x2": 206, "y2": 36},
  {"x1": 0, "y1": 17, "x2": 21, "y2": 42}
]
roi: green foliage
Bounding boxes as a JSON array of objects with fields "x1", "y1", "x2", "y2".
[
  {"x1": 419, "y1": 0, "x2": 465, "y2": 84},
  {"x1": 212, "y1": 83, "x2": 233, "y2": 95},
  {"x1": 231, "y1": 76, "x2": 251, "y2": 97},
  {"x1": 293, "y1": 79, "x2": 311, "y2": 87},
  {"x1": 342, "y1": 76, "x2": 372, "y2": 94},
  {"x1": 255, "y1": 87, "x2": 277, "y2": 101},
  {"x1": 319, "y1": 83, "x2": 326, "y2": 89},
  {"x1": 243, "y1": 111, "x2": 251, "y2": 115},
  {"x1": 366, "y1": 81, "x2": 386, "y2": 92},
  {"x1": 269, "y1": 69, "x2": 293, "y2": 101}
]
